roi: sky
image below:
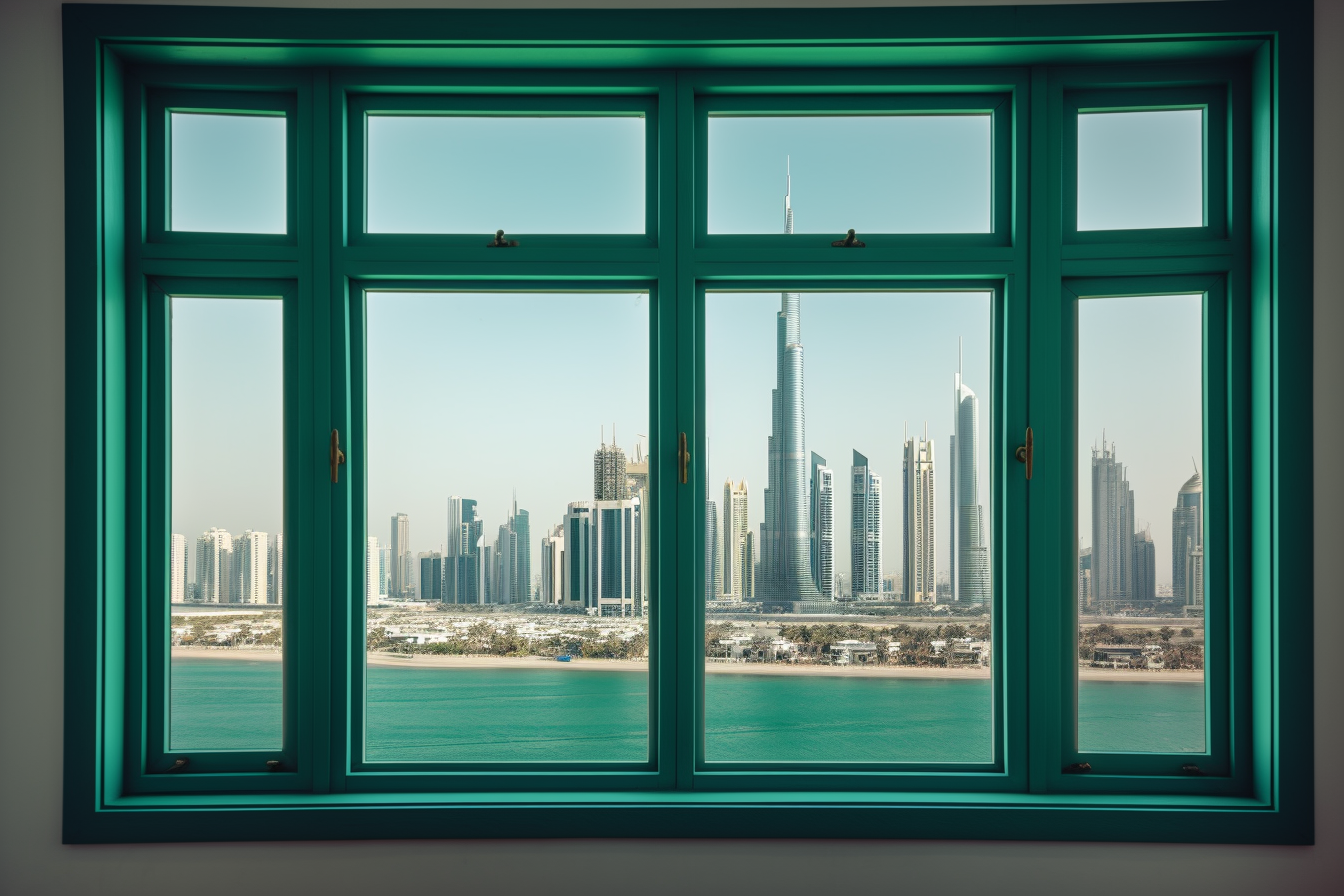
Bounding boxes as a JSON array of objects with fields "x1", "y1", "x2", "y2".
[
  {"x1": 1077, "y1": 294, "x2": 1204, "y2": 589},
  {"x1": 168, "y1": 107, "x2": 1207, "y2": 592}
]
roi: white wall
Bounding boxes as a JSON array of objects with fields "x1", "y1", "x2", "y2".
[{"x1": 1, "y1": 0, "x2": 1338, "y2": 892}]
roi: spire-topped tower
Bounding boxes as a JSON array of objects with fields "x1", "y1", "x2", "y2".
[{"x1": 759, "y1": 160, "x2": 822, "y2": 608}]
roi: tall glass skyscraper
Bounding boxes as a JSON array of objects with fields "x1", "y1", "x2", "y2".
[
  {"x1": 757, "y1": 162, "x2": 823, "y2": 609},
  {"x1": 809, "y1": 452, "x2": 834, "y2": 599},
  {"x1": 1171, "y1": 469, "x2": 1203, "y2": 606},
  {"x1": 950, "y1": 348, "x2": 990, "y2": 604},
  {"x1": 903, "y1": 430, "x2": 937, "y2": 602},
  {"x1": 850, "y1": 450, "x2": 883, "y2": 597},
  {"x1": 1091, "y1": 438, "x2": 1135, "y2": 610}
]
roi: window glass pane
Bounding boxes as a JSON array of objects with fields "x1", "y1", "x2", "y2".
[
  {"x1": 364, "y1": 292, "x2": 650, "y2": 762},
  {"x1": 366, "y1": 116, "x2": 645, "y2": 234},
  {"x1": 704, "y1": 289, "x2": 993, "y2": 763},
  {"x1": 170, "y1": 297, "x2": 284, "y2": 750},
  {"x1": 708, "y1": 116, "x2": 991, "y2": 234},
  {"x1": 170, "y1": 113, "x2": 287, "y2": 234},
  {"x1": 1077, "y1": 109, "x2": 1203, "y2": 231},
  {"x1": 1076, "y1": 294, "x2": 1206, "y2": 753}
]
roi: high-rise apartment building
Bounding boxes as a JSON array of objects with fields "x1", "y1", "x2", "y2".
[
  {"x1": 269, "y1": 533, "x2": 284, "y2": 605},
  {"x1": 758, "y1": 164, "x2": 823, "y2": 610},
  {"x1": 903, "y1": 431, "x2": 937, "y2": 602},
  {"x1": 514, "y1": 506, "x2": 531, "y2": 602},
  {"x1": 850, "y1": 450, "x2": 883, "y2": 598},
  {"x1": 389, "y1": 513, "x2": 410, "y2": 597},
  {"x1": 445, "y1": 496, "x2": 483, "y2": 604},
  {"x1": 418, "y1": 551, "x2": 443, "y2": 601},
  {"x1": 170, "y1": 533, "x2": 187, "y2": 603},
  {"x1": 705, "y1": 498, "x2": 721, "y2": 603},
  {"x1": 950, "y1": 353, "x2": 990, "y2": 604},
  {"x1": 365, "y1": 536, "x2": 379, "y2": 605},
  {"x1": 377, "y1": 545, "x2": 390, "y2": 600},
  {"x1": 195, "y1": 528, "x2": 232, "y2": 603},
  {"x1": 810, "y1": 453, "x2": 834, "y2": 599},
  {"x1": 743, "y1": 530, "x2": 756, "y2": 599},
  {"x1": 540, "y1": 524, "x2": 565, "y2": 604},
  {"x1": 1091, "y1": 439, "x2": 1135, "y2": 610},
  {"x1": 1132, "y1": 527, "x2": 1156, "y2": 605},
  {"x1": 561, "y1": 498, "x2": 642, "y2": 616},
  {"x1": 561, "y1": 502, "x2": 593, "y2": 610},
  {"x1": 1171, "y1": 470, "x2": 1203, "y2": 607},
  {"x1": 723, "y1": 479, "x2": 750, "y2": 599},
  {"x1": 235, "y1": 530, "x2": 268, "y2": 604}
]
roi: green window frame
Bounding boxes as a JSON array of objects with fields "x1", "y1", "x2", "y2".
[{"x1": 63, "y1": 1, "x2": 1314, "y2": 844}]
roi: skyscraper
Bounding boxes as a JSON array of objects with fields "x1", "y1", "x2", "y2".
[
  {"x1": 757, "y1": 162, "x2": 823, "y2": 609},
  {"x1": 1132, "y1": 526, "x2": 1156, "y2": 605},
  {"x1": 723, "y1": 479, "x2": 749, "y2": 599},
  {"x1": 235, "y1": 530, "x2": 268, "y2": 604},
  {"x1": 1091, "y1": 438, "x2": 1135, "y2": 611},
  {"x1": 594, "y1": 429, "x2": 630, "y2": 500},
  {"x1": 195, "y1": 528, "x2": 232, "y2": 603},
  {"x1": 365, "y1": 536, "x2": 379, "y2": 605},
  {"x1": 418, "y1": 551, "x2": 443, "y2": 601},
  {"x1": 446, "y1": 496, "x2": 483, "y2": 604},
  {"x1": 170, "y1": 533, "x2": 187, "y2": 604},
  {"x1": 562, "y1": 497, "x2": 642, "y2": 616},
  {"x1": 903, "y1": 430, "x2": 937, "y2": 602},
  {"x1": 705, "y1": 498, "x2": 721, "y2": 603},
  {"x1": 270, "y1": 533, "x2": 284, "y2": 605},
  {"x1": 1172, "y1": 469, "x2": 1203, "y2": 607},
  {"x1": 950, "y1": 348, "x2": 990, "y2": 604},
  {"x1": 1078, "y1": 545, "x2": 1092, "y2": 611},
  {"x1": 810, "y1": 453, "x2": 834, "y2": 599},
  {"x1": 515, "y1": 506, "x2": 531, "y2": 601},
  {"x1": 850, "y1": 450, "x2": 883, "y2": 598},
  {"x1": 540, "y1": 524, "x2": 565, "y2": 604},
  {"x1": 389, "y1": 513, "x2": 410, "y2": 597}
]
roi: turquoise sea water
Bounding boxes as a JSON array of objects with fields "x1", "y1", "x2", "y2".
[{"x1": 170, "y1": 658, "x2": 1206, "y2": 759}]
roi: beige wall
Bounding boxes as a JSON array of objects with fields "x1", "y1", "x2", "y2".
[{"x1": 1, "y1": 0, "x2": 1338, "y2": 892}]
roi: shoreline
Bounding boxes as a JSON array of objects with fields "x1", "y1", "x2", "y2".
[{"x1": 170, "y1": 648, "x2": 1204, "y2": 682}]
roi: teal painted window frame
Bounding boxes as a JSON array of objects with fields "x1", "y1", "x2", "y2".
[{"x1": 62, "y1": 1, "x2": 1313, "y2": 844}]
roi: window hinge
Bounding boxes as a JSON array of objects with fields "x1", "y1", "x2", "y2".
[
  {"x1": 830, "y1": 228, "x2": 866, "y2": 247},
  {"x1": 167, "y1": 758, "x2": 189, "y2": 773},
  {"x1": 1063, "y1": 762, "x2": 1092, "y2": 774},
  {"x1": 1180, "y1": 763, "x2": 1205, "y2": 776},
  {"x1": 678, "y1": 432, "x2": 690, "y2": 484},
  {"x1": 1015, "y1": 425, "x2": 1034, "y2": 480},
  {"x1": 330, "y1": 429, "x2": 346, "y2": 484},
  {"x1": 487, "y1": 229, "x2": 519, "y2": 247},
  {"x1": 266, "y1": 759, "x2": 283, "y2": 772}
]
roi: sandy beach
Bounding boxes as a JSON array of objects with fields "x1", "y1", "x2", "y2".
[{"x1": 171, "y1": 647, "x2": 1203, "y2": 682}]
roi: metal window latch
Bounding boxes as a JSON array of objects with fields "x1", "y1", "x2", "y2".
[
  {"x1": 1064, "y1": 762, "x2": 1092, "y2": 774},
  {"x1": 330, "y1": 429, "x2": 346, "y2": 484},
  {"x1": 167, "y1": 758, "x2": 189, "y2": 773},
  {"x1": 1015, "y1": 426, "x2": 1034, "y2": 480},
  {"x1": 1180, "y1": 763, "x2": 1205, "y2": 776},
  {"x1": 678, "y1": 432, "x2": 690, "y2": 485},
  {"x1": 831, "y1": 228, "x2": 866, "y2": 248},
  {"x1": 266, "y1": 760, "x2": 283, "y2": 772},
  {"x1": 487, "y1": 229, "x2": 519, "y2": 247}
]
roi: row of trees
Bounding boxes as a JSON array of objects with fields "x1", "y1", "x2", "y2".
[
  {"x1": 170, "y1": 615, "x2": 282, "y2": 648},
  {"x1": 1077, "y1": 623, "x2": 1204, "y2": 670},
  {"x1": 367, "y1": 622, "x2": 649, "y2": 661}
]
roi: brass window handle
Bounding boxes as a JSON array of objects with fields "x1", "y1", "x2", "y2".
[
  {"x1": 678, "y1": 432, "x2": 690, "y2": 485},
  {"x1": 1015, "y1": 426, "x2": 1034, "y2": 480},
  {"x1": 330, "y1": 429, "x2": 346, "y2": 484}
]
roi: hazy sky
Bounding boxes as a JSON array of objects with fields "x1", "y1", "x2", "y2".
[
  {"x1": 1077, "y1": 295, "x2": 1203, "y2": 589},
  {"x1": 172, "y1": 297, "x2": 284, "y2": 580},
  {"x1": 169, "y1": 107, "x2": 1207, "y2": 592}
]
